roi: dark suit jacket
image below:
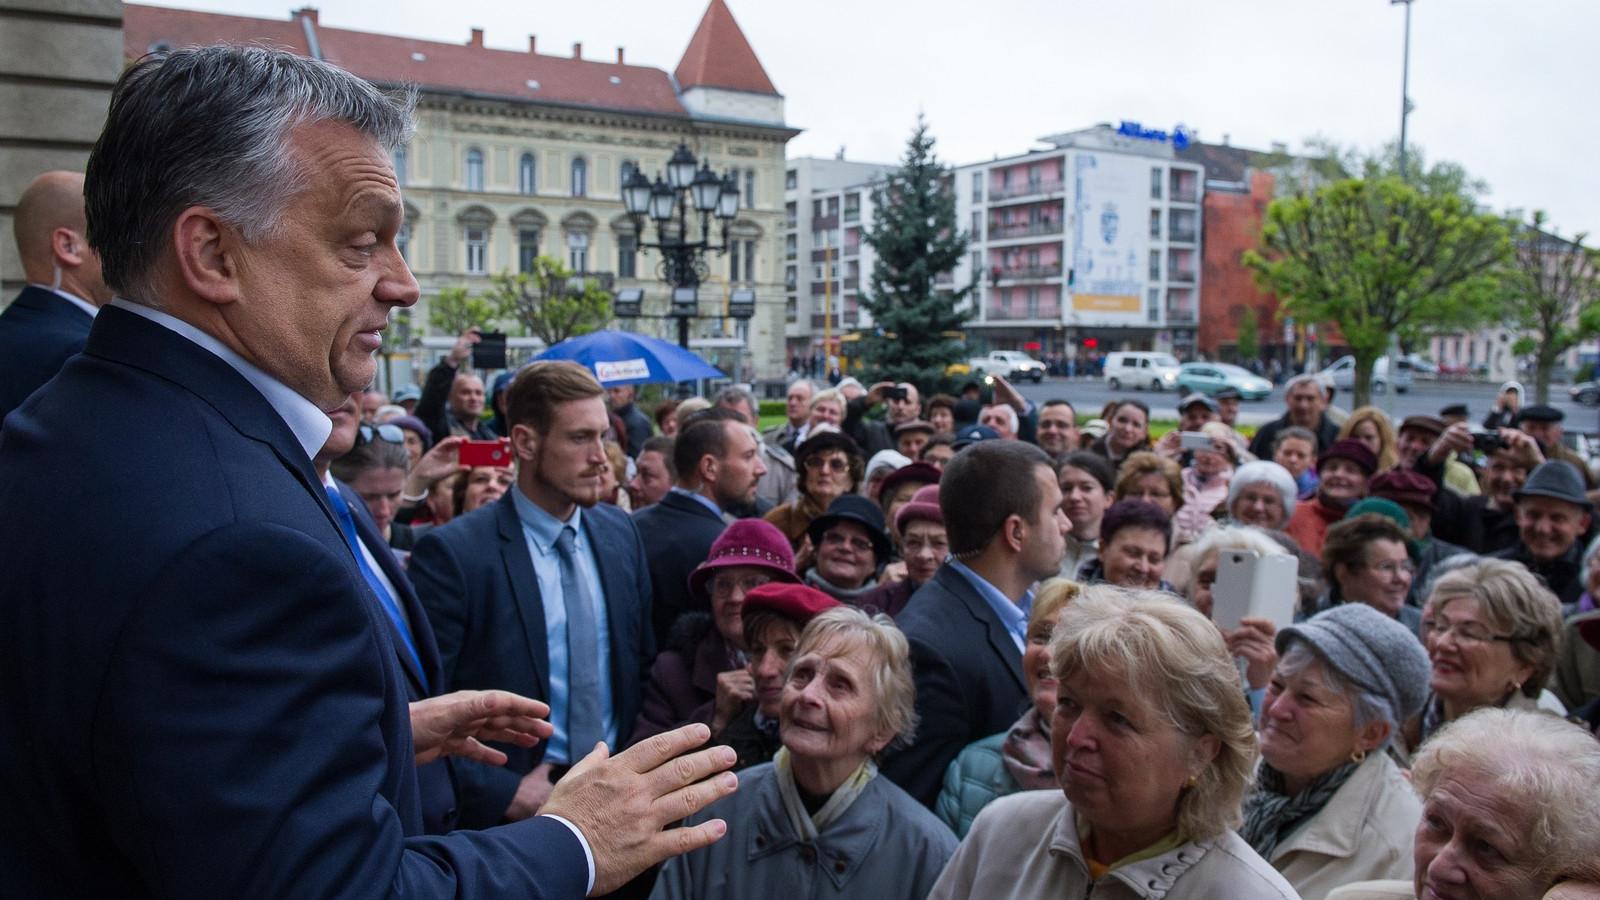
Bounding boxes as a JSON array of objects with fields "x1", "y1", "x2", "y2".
[
  {"x1": 879, "y1": 564, "x2": 1027, "y2": 808},
  {"x1": 0, "y1": 305, "x2": 587, "y2": 897},
  {"x1": 409, "y1": 492, "x2": 655, "y2": 828},
  {"x1": 337, "y1": 478, "x2": 457, "y2": 835},
  {"x1": 0, "y1": 285, "x2": 94, "y2": 423},
  {"x1": 633, "y1": 490, "x2": 728, "y2": 646},
  {"x1": 1248, "y1": 411, "x2": 1340, "y2": 461}
]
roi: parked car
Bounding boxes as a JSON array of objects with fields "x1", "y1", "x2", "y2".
[
  {"x1": 1175, "y1": 362, "x2": 1273, "y2": 401},
  {"x1": 966, "y1": 350, "x2": 1047, "y2": 382},
  {"x1": 1103, "y1": 351, "x2": 1182, "y2": 392},
  {"x1": 1320, "y1": 355, "x2": 1413, "y2": 394},
  {"x1": 1570, "y1": 382, "x2": 1600, "y2": 406}
]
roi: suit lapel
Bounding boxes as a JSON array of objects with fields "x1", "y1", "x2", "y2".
[
  {"x1": 338, "y1": 480, "x2": 432, "y2": 697},
  {"x1": 496, "y1": 496, "x2": 550, "y2": 698},
  {"x1": 939, "y1": 566, "x2": 1026, "y2": 695}
]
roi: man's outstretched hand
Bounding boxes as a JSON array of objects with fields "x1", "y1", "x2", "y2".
[
  {"x1": 542, "y1": 723, "x2": 739, "y2": 897},
  {"x1": 410, "y1": 690, "x2": 553, "y2": 767}
]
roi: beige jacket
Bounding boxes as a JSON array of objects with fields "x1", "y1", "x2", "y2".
[
  {"x1": 1325, "y1": 881, "x2": 1412, "y2": 900},
  {"x1": 1268, "y1": 753, "x2": 1420, "y2": 900},
  {"x1": 929, "y1": 790, "x2": 1299, "y2": 900}
]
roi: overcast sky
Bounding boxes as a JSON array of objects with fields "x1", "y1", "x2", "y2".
[{"x1": 153, "y1": 0, "x2": 1600, "y2": 239}]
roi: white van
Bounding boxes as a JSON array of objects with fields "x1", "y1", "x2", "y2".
[
  {"x1": 1320, "y1": 356, "x2": 1413, "y2": 394},
  {"x1": 1104, "y1": 352, "x2": 1181, "y2": 392}
]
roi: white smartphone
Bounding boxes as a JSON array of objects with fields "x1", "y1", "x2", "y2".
[
  {"x1": 1178, "y1": 431, "x2": 1212, "y2": 451},
  {"x1": 1211, "y1": 550, "x2": 1299, "y2": 631}
]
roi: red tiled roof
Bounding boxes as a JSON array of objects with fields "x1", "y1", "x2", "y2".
[
  {"x1": 674, "y1": 0, "x2": 777, "y2": 96},
  {"x1": 124, "y1": 3, "x2": 690, "y2": 118}
]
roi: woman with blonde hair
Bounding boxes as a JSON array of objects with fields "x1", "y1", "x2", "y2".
[
  {"x1": 930, "y1": 586, "x2": 1297, "y2": 899},
  {"x1": 1339, "y1": 406, "x2": 1399, "y2": 474}
]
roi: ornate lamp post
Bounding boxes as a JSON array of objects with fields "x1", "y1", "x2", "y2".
[{"x1": 621, "y1": 142, "x2": 740, "y2": 348}]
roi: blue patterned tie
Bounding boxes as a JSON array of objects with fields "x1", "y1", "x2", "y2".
[
  {"x1": 325, "y1": 485, "x2": 428, "y2": 692},
  {"x1": 556, "y1": 525, "x2": 604, "y2": 756}
]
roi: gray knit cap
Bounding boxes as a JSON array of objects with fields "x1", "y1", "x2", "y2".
[{"x1": 1275, "y1": 603, "x2": 1431, "y2": 724}]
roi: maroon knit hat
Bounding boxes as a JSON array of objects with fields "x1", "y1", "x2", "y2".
[
  {"x1": 879, "y1": 461, "x2": 942, "y2": 502},
  {"x1": 1317, "y1": 438, "x2": 1379, "y2": 476},
  {"x1": 895, "y1": 483, "x2": 944, "y2": 534},
  {"x1": 1369, "y1": 469, "x2": 1437, "y2": 508},
  {"x1": 687, "y1": 519, "x2": 800, "y2": 600},
  {"x1": 741, "y1": 581, "x2": 840, "y2": 625}
]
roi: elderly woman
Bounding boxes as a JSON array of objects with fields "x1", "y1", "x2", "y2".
[
  {"x1": 1315, "y1": 513, "x2": 1421, "y2": 630},
  {"x1": 1339, "y1": 406, "x2": 1399, "y2": 474},
  {"x1": 330, "y1": 423, "x2": 416, "y2": 551},
  {"x1": 1079, "y1": 499, "x2": 1174, "y2": 591},
  {"x1": 859, "y1": 483, "x2": 945, "y2": 619},
  {"x1": 1404, "y1": 559, "x2": 1566, "y2": 752},
  {"x1": 930, "y1": 587, "x2": 1296, "y2": 899},
  {"x1": 1090, "y1": 399, "x2": 1152, "y2": 465},
  {"x1": 804, "y1": 495, "x2": 893, "y2": 605},
  {"x1": 652, "y1": 606, "x2": 957, "y2": 900},
  {"x1": 1058, "y1": 451, "x2": 1115, "y2": 579},
  {"x1": 862, "y1": 449, "x2": 912, "y2": 500},
  {"x1": 389, "y1": 414, "x2": 432, "y2": 468},
  {"x1": 1228, "y1": 460, "x2": 1299, "y2": 531},
  {"x1": 765, "y1": 430, "x2": 863, "y2": 549},
  {"x1": 1286, "y1": 438, "x2": 1377, "y2": 556},
  {"x1": 935, "y1": 578, "x2": 1080, "y2": 836},
  {"x1": 878, "y1": 461, "x2": 940, "y2": 547},
  {"x1": 1328, "y1": 708, "x2": 1600, "y2": 900},
  {"x1": 1240, "y1": 604, "x2": 1432, "y2": 900},
  {"x1": 452, "y1": 464, "x2": 514, "y2": 517},
  {"x1": 1174, "y1": 421, "x2": 1240, "y2": 545},
  {"x1": 1114, "y1": 450, "x2": 1184, "y2": 523},
  {"x1": 633, "y1": 520, "x2": 800, "y2": 743}
]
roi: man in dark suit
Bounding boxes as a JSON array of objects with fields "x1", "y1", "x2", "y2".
[
  {"x1": 634, "y1": 409, "x2": 767, "y2": 644},
  {"x1": 1248, "y1": 373, "x2": 1341, "y2": 460},
  {"x1": 319, "y1": 394, "x2": 457, "y2": 834},
  {"x1": 411, "y1": 360, "x2": 659, "y2": 829},
  {"x1": 0, "y1": 46, "x2": 733, "y2": 898},
  {"x1": 0, "y1": 170, "x2": 113, "y2": 421},
  {"x1": 881, "y1": 440, "x2": 1068, "y2": 807}
]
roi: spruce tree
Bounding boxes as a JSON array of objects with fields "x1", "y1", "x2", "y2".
[{"x1": 858, "y1": 116, "x2": 971, "y2": 387}]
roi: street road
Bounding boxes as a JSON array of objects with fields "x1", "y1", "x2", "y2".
[{"x1": 1013, "y1": 376, "x2": 1600, "y2": 431}]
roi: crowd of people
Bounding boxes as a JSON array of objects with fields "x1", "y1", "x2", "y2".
[{"x1": 4, "y1": 44, "x2": 1600, "y2": 900}]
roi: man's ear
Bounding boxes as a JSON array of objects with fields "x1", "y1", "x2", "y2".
[
  {"x1": 1004, "y1": 513, "x2": 1027, "y2": 554},
  {"x1": 51, "y1": 227, "x2": 90, "y2": 268},
  {"x1": 172, "y1": 207, "x2": 243, "y2": 305},
  {"x1": 511, "y1": 423, "x2": 539, "y2": 463}
]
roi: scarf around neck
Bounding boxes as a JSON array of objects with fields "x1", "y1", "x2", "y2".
[
  {"x1": 1001, "y1": 707, "x2": 1056, "y2": 791},
  {"x1": 805, "y1": 568, "x2": 879, "y2": 603},
  {"x1": 772, "y1": 746, "x2": 877, "y2": 842},
  {"x1": 1240, "y1": 759, "x2": 1360, "y2": 859}
]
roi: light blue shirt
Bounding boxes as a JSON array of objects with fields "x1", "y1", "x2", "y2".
[
  {"x1": 947, "y1": 559, "x2": 1032, "y2": 652},
  {"x1": 111, "y1": 298, "x2": 331, "y2": 460},
  {"x1": 512, "y1": 485, "x2": 616, "y2": 764},
  {"x1": 669, "y1": 485, "x2": 722, "y2": 518}
]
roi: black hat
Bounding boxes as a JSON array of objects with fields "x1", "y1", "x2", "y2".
[
  {"x1": 1516, "y1": 404, "x2": 1565, "y2": 425},
  {"x1": 1439, "y1": 403, "x2": 1470, "y2": 419},
  {"x1": 806, "y1": 494, "x2": 893, "y2": 562},
  {"x1": 1214, "y1": 386, "x2": 1243, "y2": 401},
  {"x1": 794, "y1": 430, "x2": 862, "y2": 467},
  {"x1": 1399, "y1": 415, "x2": 1445, "y2": 439},
  {"x1": 1514, "y1": 461, "x2": 1592, "y2": 510},
  {"x1": 951, "y1": 423, "x2": 1000, "y2": 450}
]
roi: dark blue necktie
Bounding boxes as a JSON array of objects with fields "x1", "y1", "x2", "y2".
[{"x1": 325, "y1": 485, "x2": 428, "y2": 692}]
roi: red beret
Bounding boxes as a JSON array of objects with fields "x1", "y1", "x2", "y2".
[
  {"x1": 895, "y1": 482, "x2": 943, "y2": 533},
  {"x1": 741, "y1": 582, "x2": 840, "y2": 625},
  {"x1": 1318, "y1": 438, "x2": 1378, "y2": 476},
  {"x1": 1369, "y1": 469, "x2": 1437, "y2": 508}
]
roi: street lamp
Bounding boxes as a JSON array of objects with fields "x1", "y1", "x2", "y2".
[
  {"x1": 621, "y1": 142, "x2": 742, "y2": 348},
  {"x1": 1391, "y1": 0, "x2": 1415, "y2": 181}
]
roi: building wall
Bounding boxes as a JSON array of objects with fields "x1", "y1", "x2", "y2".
[
  {"x1": 0, "y1": 0, "x2": 123, "y2": 297},
  {"x1": 1198, "y1": 169, "x2": 1278, "y2": 359}
]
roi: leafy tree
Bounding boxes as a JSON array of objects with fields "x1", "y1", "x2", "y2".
[
  {"x1": 1506, "y1": 212, "x2": 1600, "y2": 403},
  {"x1": 426, "y1": 286, "x2": 499, "y2": 336},
  {"x1": 1245, "y1": 176, "x2": 1510, "y2": 406},
  {"x1": 1235, "y1": 306, "x2": 1260, "y2": 364},
  {"x1": 487, "y1": 256, "x2": 612, "y2": 347},
  {"x1": 857, "y1": 116, "x2": 971, "y2": 387},
  {"x1": 1259, "y1": 138, "x2": 1487, "y2": 202}
]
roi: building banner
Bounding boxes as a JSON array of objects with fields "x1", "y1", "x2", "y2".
[{"x1": 1071, "y1": 152, "x2": 1150, "y2": 325}]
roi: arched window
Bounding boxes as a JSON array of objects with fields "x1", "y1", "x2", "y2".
[
  {"x1": 465, "y1": 148, "x2": 484, "y2": 192},
  {"x1": 519, "y1": 153, "x2": 536, "y2": 195},
  {"x1": 620, "y1": 159, "x2": 638, "y2": 189},
  {"x1": 570, "y1": 156, "x2": 587, "y2": 198}
]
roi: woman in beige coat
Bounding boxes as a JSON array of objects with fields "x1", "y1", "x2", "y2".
[
  {"x1": 929, "y1": 586, "x2": 1297, "y2": 900},
  {"x1": 1242, "y1": 603, "x2": 1432, "y2": 900}
]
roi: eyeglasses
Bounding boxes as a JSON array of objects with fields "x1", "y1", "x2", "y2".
[
  {"x1": 710, "y1": 573, "x2": 772, "y2": 599},
  {"x1": 358, "y1": 424, "x2": 405, "y2": 446},
  {"x1": 821, "y1": 531, "x2": 873, "y2": 553},
  {"x1": 1423, "y1": 616, "x2": 1516, "y2": 645},
  {"x1": 805, "y1": 455, "x2": 849, "y2": 472},
  {"x1": 903, "y1": 536, "x2": 949, "y2": 555},
  {"x1": 1362, "y1": 560, "x2": 1417, "y2": 577}
]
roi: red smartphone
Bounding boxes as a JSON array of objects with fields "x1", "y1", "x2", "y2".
[{"x1": 458, "y1": 439, "x2": 512, "y2": 467}]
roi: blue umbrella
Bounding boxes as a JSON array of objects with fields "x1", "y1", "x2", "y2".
[{"x1": 535, "y1": 329, "x2": 725, "y2": 386}]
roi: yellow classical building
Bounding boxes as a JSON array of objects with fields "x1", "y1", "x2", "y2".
[{"x1": 125, "y1": 0, "x2": 797, "y2": 384}]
